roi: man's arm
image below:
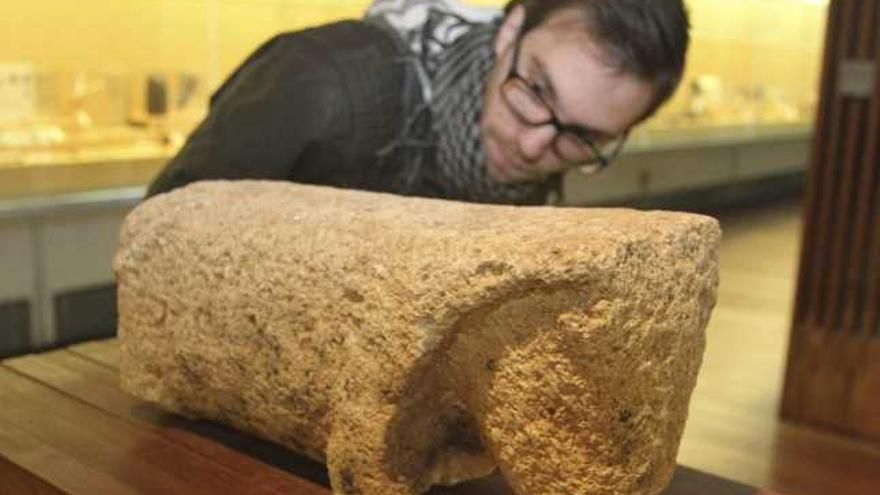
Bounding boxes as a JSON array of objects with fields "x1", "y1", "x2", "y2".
[{"x1": 146, "y1": 28, "x2": 348, "y2": 197}]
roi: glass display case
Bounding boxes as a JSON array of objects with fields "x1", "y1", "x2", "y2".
[
  {"x1": 636, "y1": 0, "x2": 827, "y2": 150},
  {"x1": 0, "y1": 0, "x2": 831, "y2": 355},
  {"x1": 0, "y1": 0, "x2": 829, "y2": 198}
]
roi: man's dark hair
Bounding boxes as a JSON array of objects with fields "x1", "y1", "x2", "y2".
[{"x1": 505, "y1": 0, "x2": 691, "y2": 121}]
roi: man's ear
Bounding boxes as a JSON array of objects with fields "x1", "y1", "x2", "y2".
[{"x1": 494, "y1": 4, "x2": 525, "y2": 57}]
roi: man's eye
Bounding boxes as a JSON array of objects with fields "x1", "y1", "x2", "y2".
[
  {"x1": 592, "y1": 134, "x2": 614, "y2": 146},
  {"x1": 529, "y1": 81, "x2": 546, "y2": 97},
  {"x1": 567, "y1": 134, "x2": 593, "y2": 150},
  {"x1": 582, "y1": 131, "x2": 609, "y2": 145}
]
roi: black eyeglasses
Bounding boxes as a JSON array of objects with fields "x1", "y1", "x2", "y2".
[{"x1": 501, "y1": 35, "x2": 629, "y2": 174}]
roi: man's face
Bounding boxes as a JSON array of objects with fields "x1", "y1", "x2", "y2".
[{"x1": 480, "y1": 7, "x2": 656, "y2": 183}]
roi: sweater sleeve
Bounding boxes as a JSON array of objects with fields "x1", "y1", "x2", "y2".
[{"x1": 146, "y1": 28, "x2": 348, "y2": 197}]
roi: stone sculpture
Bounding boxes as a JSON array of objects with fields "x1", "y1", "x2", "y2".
[{"x1": 116, "y1": 181, "x2": 720, "y2": 495}]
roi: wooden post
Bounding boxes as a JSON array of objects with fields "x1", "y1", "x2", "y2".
[{"x1": 781, "y1": 0, "x2": 880, "y2": 441}]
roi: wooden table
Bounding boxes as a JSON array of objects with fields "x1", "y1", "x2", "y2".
[{"x1": 0, "y1": 340, "x2": 782, "y2": 495}]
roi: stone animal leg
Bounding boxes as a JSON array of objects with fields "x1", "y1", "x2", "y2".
[
  {"x1": 325, "y1": 361, "x2": 496, "y2": 495},
  {"x1": 447, "y1": 286, "x2": 703, "y2": 495}
]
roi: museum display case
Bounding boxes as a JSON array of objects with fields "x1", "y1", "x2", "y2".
[
  {"x1": 0, "y1": 0, "x2": 828, "y2": 198},
  {"x1": 0, "y1": 0, "x2": 831, "y2": 353}
]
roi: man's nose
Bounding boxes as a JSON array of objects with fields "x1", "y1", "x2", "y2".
[{"x1": 516, "y1": 124, "x2": 557, "y2": 162}]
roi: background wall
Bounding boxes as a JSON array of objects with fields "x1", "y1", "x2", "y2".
[{"x1": 0, "y1": 0, "x2": 828, "y2": 130}]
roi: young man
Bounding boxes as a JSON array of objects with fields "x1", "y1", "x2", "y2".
[{"x1": 147, "y1": 0, "x2": 690, "y2": 205}]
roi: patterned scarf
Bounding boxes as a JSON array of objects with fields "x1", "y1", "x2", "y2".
[{"x1": 366, "y1": 1, "x2": 559, "y2": 205}]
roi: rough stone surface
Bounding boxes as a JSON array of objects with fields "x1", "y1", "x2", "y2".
[{"x1": 116, "y1": 181, "x2": 720, "y2": 495}]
